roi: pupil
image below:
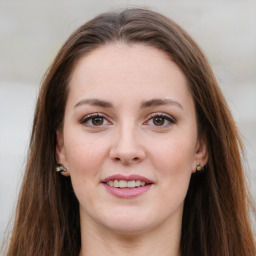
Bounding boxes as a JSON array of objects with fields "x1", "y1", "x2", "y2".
[
  {"x1": 92, "y1": 117, "x2": 103, "y2": 125},
  {"x1": 153, "y1": 116, "x2": 164, "y2": 126}
]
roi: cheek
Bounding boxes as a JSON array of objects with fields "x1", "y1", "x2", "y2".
[
  {"x1": 64, "y1": 136, "x2": 109, "y2": 205},
  {"x1": 151, "y1": 138, "x2": 194, "y2": 210},
  {"x1": 64, "y1": 133, "x2": 109, "y2": 176},
  {"x1": 149, "y1": 134, "x2": 196, "y2": 198},
  {"x1": 150, "y1": 135, "x2": 196, "y2": 175}
]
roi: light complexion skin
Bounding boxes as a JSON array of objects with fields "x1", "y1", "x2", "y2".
[{"x1": 56, "y1": 43, "x2": 208, "y2": 256}]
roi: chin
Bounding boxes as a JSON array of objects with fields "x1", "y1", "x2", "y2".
[
  {"x1": 97, "y1": 207, "x2": 157, "y2": 234},
  {"x1": 103, "y1": 221, "x2": 153, "y2": 235}
]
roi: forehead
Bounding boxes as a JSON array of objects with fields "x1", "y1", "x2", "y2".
[{"x1": 67, "y1": 43, "x2": 192, "y2": 107}]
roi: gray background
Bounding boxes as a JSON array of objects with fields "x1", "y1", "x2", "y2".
[{"x1": 1, "y1": 0, "x2": 255, "y2": 248}]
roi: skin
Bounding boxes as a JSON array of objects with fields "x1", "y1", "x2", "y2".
[{"x1": 56, "y1": 43, "x2": 208, "y2": 256}]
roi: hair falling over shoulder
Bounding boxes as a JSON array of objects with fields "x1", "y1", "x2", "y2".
[{"x1": 3, "y1": 8, "x2": 255, "y2": 256}]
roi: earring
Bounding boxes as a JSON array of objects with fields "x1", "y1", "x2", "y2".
[
  {"x1": 56, "y1": 164, "x2": 67, "y2": 173},
  {"x1": 196, "y1": 162, "x2": 204, "y2": 172}
]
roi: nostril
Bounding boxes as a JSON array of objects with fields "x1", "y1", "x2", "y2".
[
  {"x1": 114, "y1": 157, "x2": 121, "y2": 162},
  {"x1": 112, "y1": 156, "x2": 141, "y2": 164},
  {"x1": 110, "y1": 145, "x2": 145, "y2": 164}
]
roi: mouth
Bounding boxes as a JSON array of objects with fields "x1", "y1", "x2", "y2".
[
  {"x1": 104, "y1": 179, "x2": 150, "y2": 188},
  {"x1": 101, "y1": 174, "x2": 154, "y2": 198}
]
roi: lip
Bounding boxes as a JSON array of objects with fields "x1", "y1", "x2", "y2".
[
  {"x1": 101, "y1": 174, "x2": 154, "y2": 199},
  {"x1": 101, "y1": 174, "x2": 153, "y2": 184},
  {"x1": 102, "y1": 183, "x2": 153, "y2": 198}
]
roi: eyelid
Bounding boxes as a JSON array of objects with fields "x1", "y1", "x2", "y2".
[
  {"x1": 146, "y1": 112, "x2": 175, "y2": 121},
  {"x1": 143, "y1": 112, "x2": 176, "y2": 127},
  {"x1": 80, "y1": 113, "x2": 112, "y2": 127}
]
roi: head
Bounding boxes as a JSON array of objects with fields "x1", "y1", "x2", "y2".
[{"x1": 11, "y1": 8, "x2": 254, "y2": 256}]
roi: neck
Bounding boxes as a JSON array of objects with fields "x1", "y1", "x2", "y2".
[{"x1": 79, "y1": 215, "x2": 181, "y2": 256}]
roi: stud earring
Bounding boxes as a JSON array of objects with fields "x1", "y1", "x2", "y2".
[
  {"x1": 56, "y1": 164, "x2": 67, "y2": 173},
  {"x1": 196, "y1": 162, "x2": 204, "y2": 172}
]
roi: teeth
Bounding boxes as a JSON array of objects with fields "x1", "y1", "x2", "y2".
[
  {"x1": 119, "y1": 180, "x2": 127, "y2": 188},
  {"x1": 135, "y1": 180, "x2": 141, "y2": 187},
  {"x1": 106, "y1": 180, "x2": 147, "y2": 188},
  {"x1": 128, "y1": 180, "x2": 135, "y2": 188},
  {"x1": 114, "y1": 180, "x2": 119, "y2": 187}
]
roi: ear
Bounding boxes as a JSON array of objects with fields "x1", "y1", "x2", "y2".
[
  {"x1": 56, "y1": 130, "x2": 70, "y2": 176},
  {"x1": 192, "y1": 136, "x2": 208, "y2": 173}
]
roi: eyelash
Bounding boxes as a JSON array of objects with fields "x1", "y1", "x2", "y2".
[
  {"x1": 80, "y1": 113, "x2": 112, "y2": 127},
  {"x1": 80, "y1": 113, "x2": 176, "y2": 128},
  {"x1": 144, "y1": 113, "x2": 176, "y2": 128}
]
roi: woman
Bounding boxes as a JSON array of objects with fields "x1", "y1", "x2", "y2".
[{"x1": 5, "y1": 8, "x2": 255, "y2": 256}]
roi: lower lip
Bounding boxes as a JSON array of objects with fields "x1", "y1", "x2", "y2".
[{"x1": 102, "y1": 183, "x2": 153, "y2": 198}]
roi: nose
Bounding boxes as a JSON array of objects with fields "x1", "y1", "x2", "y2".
[{"x1": 109, "y1": 125, "x2": 145, "y2": 165}]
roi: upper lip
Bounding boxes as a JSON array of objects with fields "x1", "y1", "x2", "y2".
[{"x1": 102, "y1": 174, "x2": 154, "y2": 184}]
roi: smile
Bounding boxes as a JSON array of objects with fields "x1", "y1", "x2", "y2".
[
  {"x1": 102, "y1": 174, "x2": 154, "y2": 198},
  {"x1": 106, "y1": 180, "x2": 146, "y2": 188}
]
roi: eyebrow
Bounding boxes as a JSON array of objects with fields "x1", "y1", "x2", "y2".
[
  {"x1": 74, "y1": 98, "x2": 183, "y2": 109},
  {"x1": 74, "y1": 98, "x2": 113, "y2": 108},
  {"x1": 140, "y1": 98, "x2": 183, "y2": 109}
]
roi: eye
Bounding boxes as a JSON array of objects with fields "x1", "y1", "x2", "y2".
[
  {"x1": 144, "y1": 113, "x2": 175, "y2": 128},
  {"x1": 80, "y1": 113, "x2": 112, "y2": 127}
]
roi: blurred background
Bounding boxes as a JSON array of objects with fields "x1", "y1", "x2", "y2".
[{"x1": 0, "y1": 0, "x2": 255, "y2": 247}]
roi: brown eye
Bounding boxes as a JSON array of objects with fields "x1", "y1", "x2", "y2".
[
  {"x1": 153, "y1": 116, "x2": 165, "y2": 126},
  {"x1": 92, "y1": 117, "x2": 104, "y2": 126},
  {"x1": 81, "y1": 114, "x2": 111, "y2": 128},
  {"x1": 143, "y1": 113, "x2": 175, "y2": 128}
]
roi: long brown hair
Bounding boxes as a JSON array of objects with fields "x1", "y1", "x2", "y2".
[{"x1": 4, "y1": 8, "x2": 255, "y2": 256}]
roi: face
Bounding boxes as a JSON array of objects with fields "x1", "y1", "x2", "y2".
[{"x1": 56, "y1": 43, "x2": 208, "y2": 235}]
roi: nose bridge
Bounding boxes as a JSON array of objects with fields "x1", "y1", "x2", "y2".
[
  {"x1": 118, "y1": 122, "x2": 137, "y2": 149},
  {"x1": 110, "y1": 120, "x2": 145, "y2": 164}
]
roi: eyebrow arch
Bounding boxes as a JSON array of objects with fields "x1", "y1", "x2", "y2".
[
  {"x1": 74, "y1": 98, "x2": 113, "y2": 108},
  {"x1": 141, "y1": 98, "x2": 183, "y2": 109}
]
